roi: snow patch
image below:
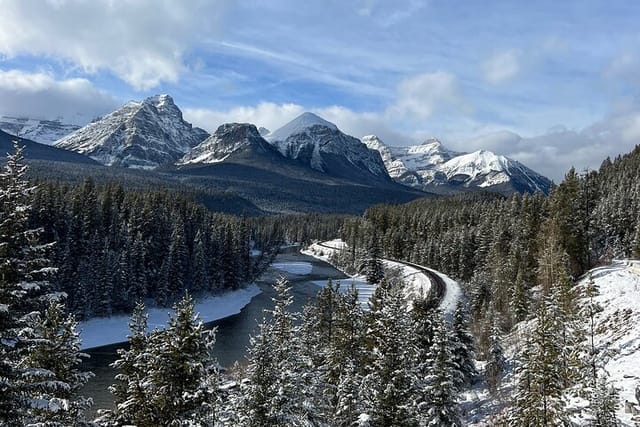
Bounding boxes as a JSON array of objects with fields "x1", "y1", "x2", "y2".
[{"x1": 78, "y1": 284, "x2": 262, "y2": 349}]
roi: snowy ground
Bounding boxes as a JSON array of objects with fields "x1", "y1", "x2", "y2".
[
  {"x1": 463, "y1": 260, "x2": 640, "y2": 426},
  {"x1": 577, "y1": 260, "x2": 640, "y2": 425},
  {"x1": 78, "y1": 284, "x2": 262, "y2": 350},
  {"x1": 303, "y1": 239, "x2": 460, "y2": 314},
  {"x1": 272, "y1": 261, "x2": 313, "y2": 275}
]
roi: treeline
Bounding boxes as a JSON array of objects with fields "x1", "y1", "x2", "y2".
[
  {"x1": 28, "y1": 178, "x2": 258, "y2": 319},
  {"x1": 329, "y1": 145, "x2": 640, "y2": 423},
  {"x1": 251, "y1": 213, "x2": 350, "y2": 248},
  {"x1": 100, "y1": 274, "x2": 477, "y2": 426}
]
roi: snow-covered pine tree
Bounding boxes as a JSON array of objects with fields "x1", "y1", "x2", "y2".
[
  {"x1": 362, "y1": 228, "x2": 384, "y2": 285},
  {"x1": 485, "y1": 316, "x2": 506, "y2": 397},
  {"x1": 588, "y1": 376, "x2": 620, "y2": 426},
  {"x1": 241, "y1": 278, "x2": 306, "y2": 426},
  {"x1": 509, "y1": 295, "x2": 569, "y2": 426},
  {"x1": 421, "y1": 310, "x2": 463, "y2": 427},
  {"x1": 21, "y1": 301, "x2": 93, "y2": 426},
  {"x1": 145, "y1": 293, "x2": 218, "y2": 425},
  {"x1": 99, "y1": 302, "x2": 153, "y2": 426},
  {"x1": 362, "y1": 277, "x2": 417, "y2": 426},
  {"x1": 452, "y1": 300, "x2": 478, "y2": 387},
  {"x1": 0, "y1": 142, "x2": 60, "y2": 425}
]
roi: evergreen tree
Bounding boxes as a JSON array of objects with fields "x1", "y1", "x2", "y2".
[
  {"x1": 100, "y1": 302, "x2": 154, "y2": 426},
  {"x1": 0, "y1": 143, "x2": 59, "y2": 425},
  {"x1": 485, "y1": 317, "x2": 506, "y2": 397},
  {"x1": 145, "y1": 293, "x2": 218, "y2": 425},
  {"x1": 510, "y1": 296, "x2": 568, "y2": 426},
  {"x1": 362, "y1": 278, "x2": 417, "y2": 426},
  {"x1": 452, "y1": 300, "x2": 478, "y2": 387},
  {"x1": 421, "y1": 310, "x2": 463, "y2": 427},
  {"x1": 588, "y1": 377, "x2": 619, "y2": 427},
  {"x1": 22, "y1": 302, "x2": 93, "y2": 426},
  {"x1": 362, "y1": 229, "x2": 384, "y2": 285}
]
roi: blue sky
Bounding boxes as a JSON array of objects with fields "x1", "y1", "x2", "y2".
[{"x1": 0, "y1": 0, "x2": 639, "y2": 180}]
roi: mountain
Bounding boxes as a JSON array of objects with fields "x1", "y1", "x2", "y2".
[
  {"x1": 0, "y1": 129, "x2": 99, "y2": 165},
  {"x1": 266, "y1": 113, "x2": 390, "y2": 184},
  {"x1": 0, "y1": 116, "x2": 81, "y2": 145},
  {"x1": 363, "y1": 135, "x2": 552, "y2": 194},
  {"x1": 179, "y1": 123, "x2": 279, "y2": 165},
  {"x1": 55, "y1": 94, "x2": 209, "y2": 169}
]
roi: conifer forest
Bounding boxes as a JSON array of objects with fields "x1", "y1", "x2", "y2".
[{"x1": 2, "y1": 2, "x2": 640, "y2": 425}]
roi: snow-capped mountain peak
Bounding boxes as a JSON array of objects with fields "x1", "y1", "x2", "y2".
[
  {"x1": 0, "y1": 116, "x2": 81, "y2": 145},
  {"x1": 178, "y1": 123, "x2": 273, "y2": 165},
  {"x1": 55, "y1": 94, "x2": 209, "y2": 169},
  {"x1": 365, "y1": 136, "x2": 552, "y2": 194},
  {"x1": 267, "y1": 114, "x2": 389, "y2": 182},
  {"x1": 266, "y1": 112, "x2": 338, "y2": 142}
]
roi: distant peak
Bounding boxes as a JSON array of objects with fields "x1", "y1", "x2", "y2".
[
  {"x1": 144, "y1": 94, "x2": 174, "y2": 104},
  {"x1": 267, "y1": 112, "x2": 338, "y2": 141}
]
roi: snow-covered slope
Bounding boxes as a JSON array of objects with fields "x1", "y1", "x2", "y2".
[
  {"x1": 576, "y1": 260, "x2": 640, "y2": 425},
  {"x1": 0, "y1": 116, "x2": 80, "y2": 145},
  {"x1": 55, "y1": 94, "x2": 209, "y2": 169},
  {"x1": 363, "y1": 135, "x2": 552, "y2": 194},
  {"x1": 179, "y1": 123, "x2": 275, "y2": 165},
  {"x1": 267, "y1": 113, "x2": 389, "y2": 182}
]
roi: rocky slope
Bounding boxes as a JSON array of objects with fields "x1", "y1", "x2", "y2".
[
  {"x1": 55, "y1": 94, "x2": 208, "y2": 169},
  {"x1": 266, "y1": 113, "x2": 390, "y2": 183},
  {"x1": 179, "y1": 123, "x2": 277, "y2": 165}
]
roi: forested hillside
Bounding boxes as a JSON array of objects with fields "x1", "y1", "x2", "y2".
[{"x1": 28, "y1": 178, "x2": 259, "y2": 320}]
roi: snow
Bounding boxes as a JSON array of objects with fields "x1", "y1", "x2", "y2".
[
  {"x1": 78, "y1": 284, "x2": 262, "y2": 350},
  {"x1": 303, "y1": 239, "x2": 461, "y2": 313},
  {"x1": 463, "y1": 260, "x2": 640, "y2": 426},
  {"x1": 0, "y1": 116, "x2": 80, "y2": 145},
  {"x1": 365, "y1": 135, "x2": 550, "y2": 192},
  {"x1": 266, "y1": 112, "x2": 338, "y2": 142},
  {"x1": 575, "y1": 260, "x2": 640, "y2": 425},
  {"x1": 272, "y1": 262, "x2": 313, "y2": 275},
  {"x1": 312, "y1": 276, "x2": 373, "y2": 308}
]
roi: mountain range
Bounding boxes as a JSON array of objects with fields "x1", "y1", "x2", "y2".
[
  {"x1": 0, "y1": 94, "x2": 554, "y2": 214},
  {"x1": 362, "y1": 135, "x2": 553, "y2": 195}
]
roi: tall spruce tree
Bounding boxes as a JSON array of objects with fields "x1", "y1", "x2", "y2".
[{"x1": 21, "y1": 302, "x2": 93, "y2": 426}]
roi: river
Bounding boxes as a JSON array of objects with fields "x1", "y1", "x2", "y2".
[{"x1": 79, "y1": 249, "x2": 348, "y2": 415}]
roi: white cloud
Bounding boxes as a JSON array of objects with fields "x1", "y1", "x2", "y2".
[
  {"x1": 0, "y1": 69, "x2": 117, "y2": 124},
  {"x1": 483, "y1": 49, "x2": 521, "y2": 84},
  {"x1": 0, "y1": 0, "x2": 227, "y2": 90},
  {"x1": 457, "y1": 109, "x2": 640, "y2": 181},
  {"x1": 184, "y1": 103, "x2": 305, "y2": 134},
  {"x1": 388, "y1": 71, "x2": 462, "y2": 120}
]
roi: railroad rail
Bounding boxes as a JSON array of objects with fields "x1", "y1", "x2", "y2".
[{"x1": 315, "y1": 242, "x2": 446, "y2": 309}]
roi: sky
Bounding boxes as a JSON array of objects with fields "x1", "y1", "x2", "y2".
[{"x1": 0, "y1": 0, "x2": 639, "y2": 181}]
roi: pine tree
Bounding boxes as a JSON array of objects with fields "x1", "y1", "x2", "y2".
[
  {"x1": 421, "y1": 310, "x2": 463, "y2": 427},
  {"x1": 22, "y1": 302, "x2": 93, "y2": 426},
  {"x1": 362, "y1": 278, "x2": 417, "y2": 426},
  {"x1": 485, "y1": 317, "x2": 506, "y2": 397},
  {"x1": 362, "y1": 229, "x2": 384, "y2": 285},
  {"x1": 0, "y1": 143, "x2": 59, "y2": 425},
  {"x1": 588, "y1": 377, "x2": 619, "y2": 426},
  {"x1": 145, "y1": 293, "x2": 218, "y2": 425},
  {"x1": 100, "y1": 302, "x2": 154, "y2": 426},
  {"x1": 452, "y1": 300, "x2": 478, "y2": 387},
  {"x1": 242, "y1": 278, "x2": 304, "y2": 426},
  {"x1": 510, "y1": 296, "x2": 568, "y2": 426}
]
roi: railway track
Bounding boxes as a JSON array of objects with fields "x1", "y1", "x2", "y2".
[{"x1": 315, "y1": 242, "x2": 446, "y2": 309}]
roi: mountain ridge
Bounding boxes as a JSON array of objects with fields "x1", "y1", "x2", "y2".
[{"x1": 363, "y1": 134, "x2": 553, "y2": 194}]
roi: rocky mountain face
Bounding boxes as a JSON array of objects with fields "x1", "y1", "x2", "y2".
[
  {"x1": 0, "y1": 116, "x2": 80, "y2": 145},
  {"x1": 266, "y1": 113, "x2": 390, "y2": 183},
  {"x1": 55, "y1": 94, "x2": 209, "y2": 169},
  {"x1": 179, "y1": 123, "x2": 277, "y2": 165},
  {"x1": 363, "y1": 135, "x2": 552, "y2": 194}
]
